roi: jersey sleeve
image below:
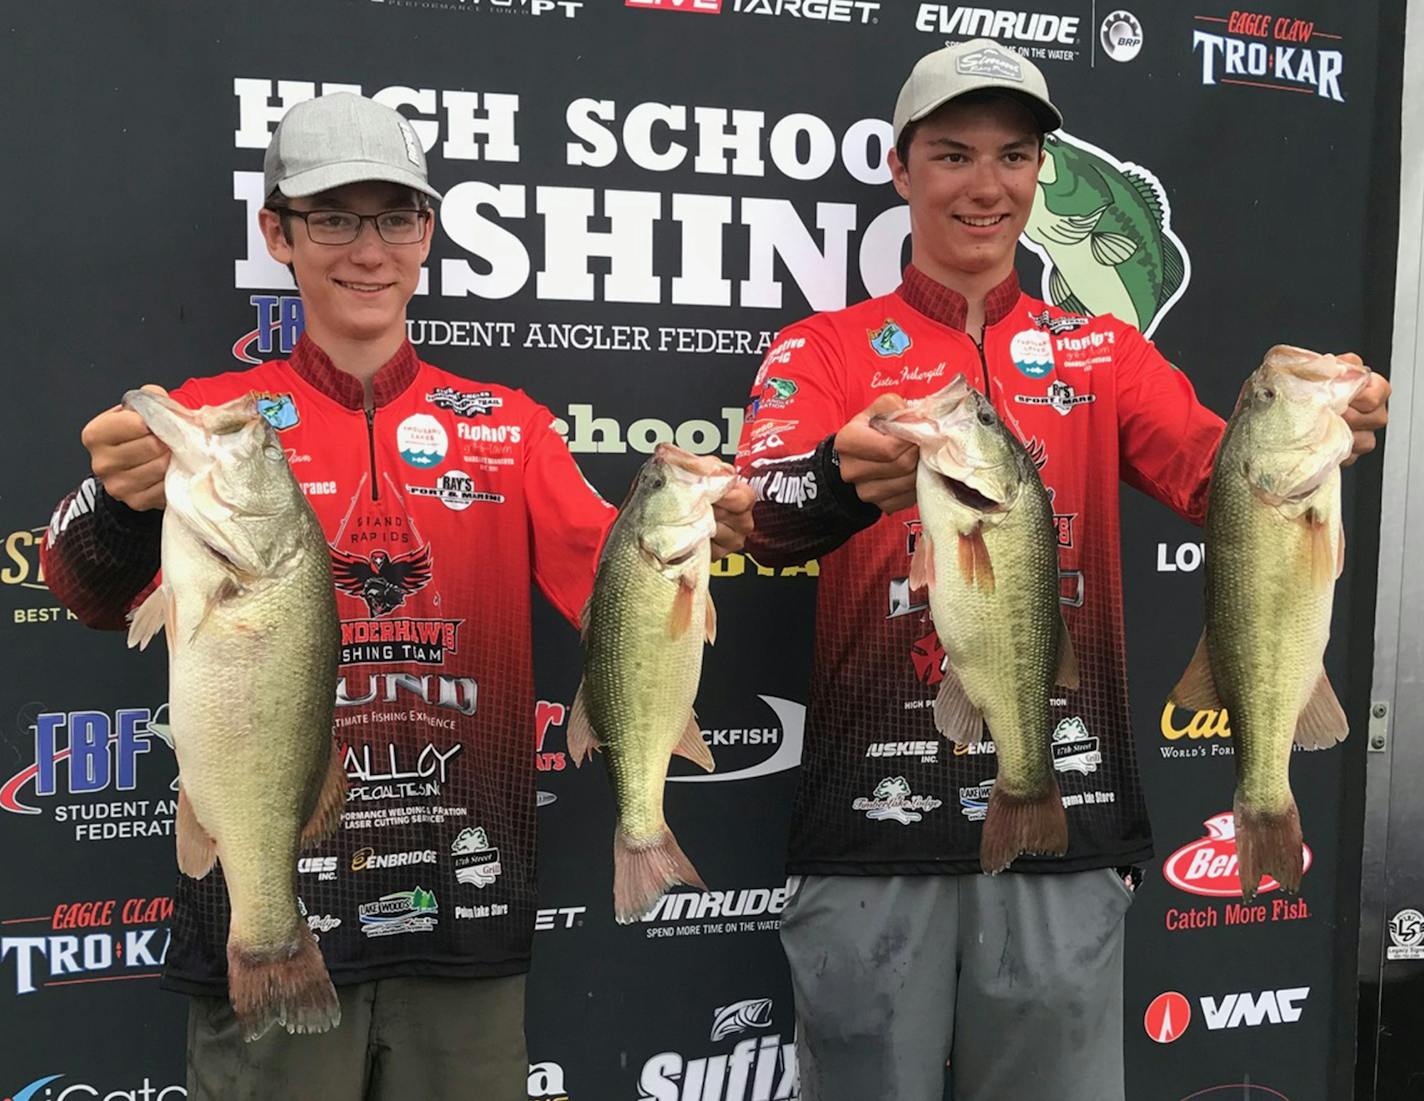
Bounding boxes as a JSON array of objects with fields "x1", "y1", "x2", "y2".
[
  {"x1": 1114, "y1": 327, "x2": 1226, "y2": 525},
  {"x1": 523, "y1": 403, "x2": 616, "y2": 630},
  {"x1": 733, "y1": 321, "x2": 881, "y2": 568},
  {"x1": 39, "y1": 379, "x2": 209, "y2": 630}
]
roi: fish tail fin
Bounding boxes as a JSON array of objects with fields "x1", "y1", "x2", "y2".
[
  {"x1": 227, "y1": 928, "x2": 339, "y2": 1042},
  {"x1": 613, "y1": 824, "x2": 707, "y2": 925},
  {"x1": 1234, "y1": 794, "x2": 1303, "y2": 901},
  {"x1": 980, "y1": 781, "x2": 1068, "y2": 875}
]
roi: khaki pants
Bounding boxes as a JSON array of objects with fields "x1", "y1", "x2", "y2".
[{"x1": 186, "y1": 974, "x2": 528, "y2": 1101}]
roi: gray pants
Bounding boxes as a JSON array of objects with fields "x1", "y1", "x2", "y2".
[
  {"x1": 186, "y1": 973, "x2": 528, "y2": 1101},
  {"x1": 779, "y1": 870, "x2": 1134, "y2": 1101}
]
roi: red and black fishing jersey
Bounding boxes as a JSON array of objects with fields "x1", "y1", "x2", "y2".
[
  {"x1": 42, "y1": 336, "x2": 614, "y2": 991},
  {"x1": 736, "y1": 265, "x2": 1225, "y2": 876}
]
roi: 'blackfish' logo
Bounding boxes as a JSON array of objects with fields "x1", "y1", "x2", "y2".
[{"x1": 331, "y1": 545, "x2": 433, "y2": 616}]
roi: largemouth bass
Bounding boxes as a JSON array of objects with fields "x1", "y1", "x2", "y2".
[
  {"x1": 874, "y1": 378, "x2": 1077, "y2": 873},
  {"x1": 569, "y1": 444, "x2": 735, "y2": 922},
  {"x1": 1171, "y1": 346, "x2": 1368, "y2": 899},
  {"x1": 124, "y1": 390, "x2": 344, "y2": 1039}
]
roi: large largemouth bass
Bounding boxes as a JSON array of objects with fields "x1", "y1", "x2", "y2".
[
  {"x1": 874, "y1": 378, "x2": 1077, "y2": 873},
  {"x1": 569, "y1": 444, "x2": 734, "y2": 922},
  {"x1": 1171, "y1": 347, "x2": 1368, "y2": 899},
  {"x1": 124, "y1": 390, "x2": 344, "y2": 1039}
]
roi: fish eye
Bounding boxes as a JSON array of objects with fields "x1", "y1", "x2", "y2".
[
  {"x1": 977, "y1": 409, "x2": 996, "y2": 426},
  {"x1": 650, "y1": 476, "x2": 665, "y2": 489},
  {"x1": 263, "y1": 445, "x2": 285, "y2": 463}
]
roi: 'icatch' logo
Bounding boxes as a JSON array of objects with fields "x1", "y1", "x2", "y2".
[
  {"x1": 4, "y1": 1076, "x2": 186, "y2": 1101},
  {"x1": 668, "y1": 696, "x2": 804, "y2": 784},
  {"x1": 1163, "y1": 813, "x2": 1312, "y2": 898},
  {"x1": 638, "y1": 996, "x2": 798, "y2": 1100}
]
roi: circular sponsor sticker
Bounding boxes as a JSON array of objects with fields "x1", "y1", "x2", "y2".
[
  {"x1": 1390, "y1": 908, "x2": 1424, "y2": 948},
  {"x1": 1144, "y1": 991, "x2": 1190, "y2": 1044},
  {"x1": 1010, "y1": 329, "x2": 1055, "y2": 378},
  {"x1": 1101, "y1": 10, "x2": 1144, "y2": 63},
  {"x1": 437, "y1": 471, "x2": 474, "y2": 512},
  {"x1": 397, "y1": 413, "x2": 448, "y2": 468}
]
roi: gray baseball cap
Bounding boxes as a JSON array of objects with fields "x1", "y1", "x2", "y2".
[
  {"x1": 893, "y1": 39, "x2": 1063, "y2": 144},
  {"x1": 263, "y1": 92, "x2": 443, "y2": 203}
]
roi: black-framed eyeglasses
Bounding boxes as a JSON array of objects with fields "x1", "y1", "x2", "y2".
[{"x1": 280, "y1": 208, "x2": 431, "y2": 245}]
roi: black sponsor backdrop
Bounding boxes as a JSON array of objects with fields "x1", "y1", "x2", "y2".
[{"x1": 0, "y1": 2, "x2": 1400, "y2": 1099}]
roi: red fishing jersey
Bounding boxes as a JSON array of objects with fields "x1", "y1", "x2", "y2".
[
  {"x1": 735, "y1": 266, "x2": 1225, "y2": 875},
  {"x1": 42, "y1": 337, "x2": 614, "y2": 990}
]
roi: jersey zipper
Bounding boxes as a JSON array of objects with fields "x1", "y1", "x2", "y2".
[
  {"x1": 365, "y1": 406, "x2": 379, "y2": 502},
  {"x1": 972, "y1": 333, "x2": 992, "y2": 407}
]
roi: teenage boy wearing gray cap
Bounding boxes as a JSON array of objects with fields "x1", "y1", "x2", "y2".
[
  {"x1": 733, "y1": 39, "x2": 1387, "y2": 1100},
  {"x1": 42, "y1": 92, "x2": 753, "y2": 1099}
]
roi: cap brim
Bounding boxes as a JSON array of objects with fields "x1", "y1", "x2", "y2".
[
  {"x1": 909, "y1": 87, "x2": 1063, "y2": 135},
  {"x1": 278, "y1": 161, "x2": 443, "y2": 203}
]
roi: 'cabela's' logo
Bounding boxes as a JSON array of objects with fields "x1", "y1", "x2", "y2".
[{"x1": 1161, "y1": 701, "x2": 1232, "y2": 740}]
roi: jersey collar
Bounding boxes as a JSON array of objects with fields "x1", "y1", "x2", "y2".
[
  {"x1": 288, "y1": 336, "x2": 420, "y2": 410},
  {"x1": 896, "y1": 265, "x2": 1021, "y2": 332}
]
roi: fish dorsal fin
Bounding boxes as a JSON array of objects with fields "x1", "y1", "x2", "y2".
[
  {"x1": 1056, "y1": 615, "x2": 1079, "y2": 690},
  {"x1": 673, "y1": 711, "x2": 715, "y2": 773},
  {"x1": 1170, "y1": 630, "x2": 1222, "y2": 711},
  {"x1": 1294, "y1": 670, "x2": 1349, "y2": 749},
  {"x1": 1090, "y1": 231, "x2": 1139, "y2": 267},
  {"x1": 1122, "y1": 170, "x2": 1165, "y2": 225},
  {"x1": 933, "y1": 663, "x2": 984, "y2": 746},
  {"x1": 909, "y1": 531, "x2": 934, "y2": 593}
]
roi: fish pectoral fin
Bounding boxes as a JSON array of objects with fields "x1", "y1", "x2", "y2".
[
  {"x1": 1170, "y1": 631, "x2": 1223, "y2": 711},
  {"x1": 1055, "y1": 616, "x2": 1080, "y2": 690},
  {"x1": 127, "y1": 584, "x2": 173, "y2": 652},
  {"x1": 1089, "y1": 231, "x2": 1139, "y2": 267},
  {"x1": 673, "y1": 712, "x2": 715, "y2": 773},
  {"x1": 301, "y1": 742, "x2": 348, "y2": 847},
  {"x1": 933, "y1": 664, "x2": 984, "y2": 746},
  {"x1": 1294, "y1": 670, "x2": 1349, "y2": 749},
  {"x1": 909, "y1": 531, "x2": 934, "y2": 593},
  {"x1": 669, "y1": 575, "x2": 697, "y2": 639},
  {"x1": 704, "y1": 589, "x2": 718, "y2": 646},
  {"x1": 1305, "y1": 507, "x2": 1338, "y2": 588},
  {"x1": 956, "y1": 528, "x2": 995, "y2": 593},
  {"x1": 176, "y1": 784, "x2": 217, "y2": 879},
  {"x1": 566, "y1": 683, "x2": 603, "y2": 767}
]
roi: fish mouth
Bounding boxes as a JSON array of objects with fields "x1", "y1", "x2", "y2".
[{"x1": 938, "y1": 471, "x2": 1004, "y2": 512}]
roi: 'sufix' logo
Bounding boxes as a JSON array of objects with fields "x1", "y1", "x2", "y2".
[{"x1": 1163, "y1": 813, "x2": 1313, "y2": 898}]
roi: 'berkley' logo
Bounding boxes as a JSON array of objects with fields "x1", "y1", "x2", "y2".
[{"x1": 1163, "y1": 813, "x2": 1313, "y2": 898}]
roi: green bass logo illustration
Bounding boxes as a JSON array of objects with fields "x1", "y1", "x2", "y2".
[{"x1": 1023, "y1": 132, "x2": 1190, "y2": 338}]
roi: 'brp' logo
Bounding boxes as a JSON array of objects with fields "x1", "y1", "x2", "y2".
[{"x1": 233, "y1": 295, "x2": 305, "y2": 364}]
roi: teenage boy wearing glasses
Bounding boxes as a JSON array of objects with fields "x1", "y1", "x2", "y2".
[{"x1": 41, "y1": 92, "x2": 754, "y2": 1100}]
